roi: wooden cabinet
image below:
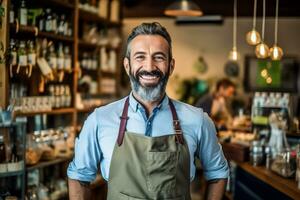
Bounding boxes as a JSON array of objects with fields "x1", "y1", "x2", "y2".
[{"x1": 0, "y1": 0, "x2": 122, "y2": 198}]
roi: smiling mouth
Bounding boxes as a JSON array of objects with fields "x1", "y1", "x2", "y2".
[{"x1": 138, "y1": 74, "x2": 160, "y2": 86}]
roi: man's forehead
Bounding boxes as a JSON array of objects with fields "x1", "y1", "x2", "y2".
[{"x1": 129, "y1": 35, "x2": 169, "y2": 50}]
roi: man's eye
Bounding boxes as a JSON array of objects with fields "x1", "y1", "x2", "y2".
[
  {"x1": 154, "y1": 56, "x2": 165, "y2": 62},
  {"x1": 135, "y1": 56, "x2": 145, "y2": 61}
]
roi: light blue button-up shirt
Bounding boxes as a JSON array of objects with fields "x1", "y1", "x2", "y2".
[{"x1": 67, "y1": 93, "x2": 229, "y2": 182}]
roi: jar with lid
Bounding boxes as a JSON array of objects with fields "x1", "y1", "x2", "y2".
[{"x1": 250, "y1": 140, "x2": 264, "y2": 166}]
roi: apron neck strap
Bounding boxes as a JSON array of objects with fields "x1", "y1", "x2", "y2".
[
  {"x1": 117, "y1": 97, "x2": 130, "y2": 146},
  {"x1": 117, "y1": 97, "x2": 184, "y2": 146},
  {"x1": 168, "y1": 99, "x2": 184, "y2": 144}
]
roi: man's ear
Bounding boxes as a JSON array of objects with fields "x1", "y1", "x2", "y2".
[
  {"x1": 123, "y1": 57, "x2": 130, "y2": 75},
  {"x1": 169, "y1": 58, "x2": 175, "y2": 75}
]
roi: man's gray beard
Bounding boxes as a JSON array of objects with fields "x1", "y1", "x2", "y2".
[{"x1": 129, "y1": 72, "x2": 169, "y2": 102}]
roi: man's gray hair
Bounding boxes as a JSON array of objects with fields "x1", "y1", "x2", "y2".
[{"x1": 125, "y1": 22, "x2": 172, "y2": 60}]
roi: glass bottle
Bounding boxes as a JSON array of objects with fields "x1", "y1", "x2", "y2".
[
  {"x1": 0, "y1": 135, "x2": 6, "y2": 163},
  {"x1": 52, "y1": 12, "x2": 58, "y2": 34},
  {"x1": 47, "y1": 44, "x2": 57, "y2": 70},
  {"x1": 63, "y1": 46, "x2": 72, "y2": 72},
  {"x1": 19, "y1": 0, "x2": 27, "y2": 26},
  {"x1": 57, "y1": 14, "x2": 66, "y2": 35},
  {"x1": 27, "y1": 41, "x2": 36, "y2": 66},
  {"x1": 92, "y1": 52, "x2": 98, "y2": 70},
  {"x1": 81, "y1": 52, "x2": 87, "y2": 69},
  {"x1": 45, "y1": 9, "x2": 53, "y2": 32},
  {"x1": 18, "y1": 41, "x2": 28, "y2": 66},
  {"x1": 9, "y1": 39, "x2": 18, "y2": 66},
  {"x1": 38, "y1": 9, "x2": 46, "y2": 32},
  {"x1": 9, "y1": 3, "x2": 15, "y2": 24},
  {"x1": 57, "y1": 43, "x2": 64, "y2": 70}
]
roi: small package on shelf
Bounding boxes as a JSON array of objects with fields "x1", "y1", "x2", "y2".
[{"x1": 26, "y1": 134, "x2": 42, "y2": 165}]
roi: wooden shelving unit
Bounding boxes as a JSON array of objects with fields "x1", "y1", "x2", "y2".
[
  {"x1": 10, "y1": 24, "x2": 74, "y2": 43},
  {"x1": 2, "y1": 0, "x2": 123, "y2": 198},
  {"x1": 78, "y1": 9, "x2": 122, "y2": 27},
  {"x1": 14, "y1": 108, "x2": 76, "y2": 117},
  {"x1": 0, "y1": 170, "x2": 24, "y2": 178},
  {"x1": 27, "y1": 156, "x2": 73, "y2": 171}
]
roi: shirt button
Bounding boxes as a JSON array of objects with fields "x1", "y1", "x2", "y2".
[{"x1": 148, "y1": 122, "x2": 151, "y2": 125}]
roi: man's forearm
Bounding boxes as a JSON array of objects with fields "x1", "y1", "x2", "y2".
[
  {"x1": 205, "y1": 178, "x2": 227, "y2": 200},
  {"x1": 68, "y1": 178, "x2": 92, "y2": 200}
]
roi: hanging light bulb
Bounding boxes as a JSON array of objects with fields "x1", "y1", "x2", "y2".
[
  {"x1": 255, "y1": 0, "x2": 269, "y2": 59},
  {"x1": 246, "y1": 29, "x2": 261, "y2": 45},
  {"x1": 270, "y1": 0, "x2": 284, "y2": 60},
  {"x1": 246, "y1": 0, "x2": 261, "y2": 45},
  {"x1": 228, "y1": 0, "x2": 239, "y2": 61},
  {"x1": 229, "y1": 47, "x2": 239, "y2": 61},
  {"x1": 255, "y1": 42, "x2": 270, "y2": 59},
  {"x1": 270, "y1": 45, "x2": 283, "y2": 60}
]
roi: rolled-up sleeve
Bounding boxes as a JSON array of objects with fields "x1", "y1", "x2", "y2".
[
  {"x1": 197, "y1": 113, "x2": 229, "y2": 180},
  {"x1": 67, "y1": 111, "x2": 101, "y2": 182}
]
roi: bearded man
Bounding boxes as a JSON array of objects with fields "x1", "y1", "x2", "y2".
[{"x1": 68, "y1": 22, "x2": 229, "y2": 200}]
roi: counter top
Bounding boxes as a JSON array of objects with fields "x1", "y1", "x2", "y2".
[{"x1": 238, "y1": 162, "x2": 300, "y2": 200}]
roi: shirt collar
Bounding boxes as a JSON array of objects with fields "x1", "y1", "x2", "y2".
[{"x1": 128, "y1": 92, "x2": 170, "y2": 112}]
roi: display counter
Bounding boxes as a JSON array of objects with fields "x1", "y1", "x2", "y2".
[{"x1": 235, "y1": 162, "x2": 300, "y2": 200}]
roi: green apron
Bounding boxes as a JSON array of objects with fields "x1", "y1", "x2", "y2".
[{"x1": 107, "y1": 97, "x2": 191, "y2": 200}]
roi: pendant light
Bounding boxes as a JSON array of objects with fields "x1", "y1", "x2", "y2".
[
  {"x1": 255, "y1": 0, "x2": 269, "y2": 59},
  {"x1": 270, "y1": 0, "x2": 283, "y2": 60},
  {"x1": 228, "y1": 0, "x2": 239, "y2": 61},
  {"x1": 246, "y1": 0, "x2": 261, "y2": 45},
  {"x1": 164, "y1": 0, "x2": 203, "y2": 17}
]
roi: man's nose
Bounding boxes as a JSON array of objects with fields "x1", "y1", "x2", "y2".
[{"x1": 143, "y1": 58, "x2": 156, "y2": 71}]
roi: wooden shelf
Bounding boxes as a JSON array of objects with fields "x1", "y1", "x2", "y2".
[
  {"x1": 36, "y1": 0, "x2": 75, "y2": 9},
  {"x1": 78, "y1": 9, "x2": 121, "y2": 27},
  {"x1": 76, "y1": 106, "x2": 98, "y2": 113},
  {"x1": 0, "y1": 170, "x2": 24, "y2": 178},
  {"x1": 27, "y1": 156, "x2": 72, "y2": 171},
  {"x1": 101, "y1": 70, "x2": 117, "y2": 77},
  {"x1": 78, "y1": 40, "x2": 120, "y2": 50},
  {"x1": 10, "y1": 24, "x2": 74, "y2": 43},
  {"x1": 238, "y1": 162, "x2": 300, "y2": 200},
  {"x1": 14, "y1": 108, "x2": 75, "y2": 117}
]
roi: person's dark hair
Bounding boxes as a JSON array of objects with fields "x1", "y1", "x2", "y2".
[
  {"x1": 125, "y1": 22, "x2": 172, "y2": 60},
  {"x1": 216, "y1": 78, "x2": 235, "y2": 91}
]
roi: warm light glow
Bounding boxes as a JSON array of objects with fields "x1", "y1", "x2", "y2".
[
  {"x1": 228, "y1": 48, "x2": 239, "y2": 61},
  {"x1": 270, "y1": 45, "x2": 284, "y2": 60},
  {"x1": 255, "y1": 42, "x2": 270, "y2": 59},
  {"x1": 266, "y1": 76, "x2": 272, "y2": 84},
  {"x1": 246, "y1": 29, "x2": 261, "y2": 45},
  {"x1": 260, "y1": 69, "x2": 268, "y2": 78},
  {"x1": 164, "y1": 0, "x2": 203, "y2": 17}
]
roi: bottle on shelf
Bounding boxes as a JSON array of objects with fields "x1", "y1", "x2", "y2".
[
  {"x1": 19, "y1": 0, "x2": 28, "y2": 26},
  {"x1": 27, "y1": 41, "x2": 36, "y2": 66},
  {"x1": 52, "y1": 12, "x2": 58, "y2": 34},
  {"x1": 9, "y1": 3, "x2": 15, "y2": 24},
  {"x1": 63, "y1": 46, "x2": 72, "y2": 72},
  {"x1": 9, "y1": 39, "x2": 18, "y2": 66},
  {"x1": 0, "y1": 135, "x2": 6, "y2": 163},
  {"x1": 57, "y1": 43, "x2": 65, "y2": 70},
  {"x1": 38, "y1": 9, "x2": 46, "y2": 32},
  {"x1": 18, "y1": 41, "x2": 28, "y2": 67},
  {"x1": 47, "y1": 43, "x2": 57, "y2": 71},
  {"x1": 45, "y1": 9, "x2": 53, "y2": 32},
  {"x1": 57, "y1": 15, "x2": 66, "y2": 35}
]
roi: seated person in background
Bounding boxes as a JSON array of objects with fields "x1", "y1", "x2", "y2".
[{"x1": 195, "y1": 78, "x2": 236, "y2": 130}]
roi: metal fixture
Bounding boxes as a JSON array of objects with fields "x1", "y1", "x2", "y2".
[{"x1": 164, "y1": 0, "x2": 203, "y2": 17}]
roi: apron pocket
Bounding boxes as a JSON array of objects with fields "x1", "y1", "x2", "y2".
[
  {"x1": 146, "y1": 151, "x2": 178, "y2": 193},
  {"x1": 119, "y1": 192, "x2": 148, "y2": 200}
]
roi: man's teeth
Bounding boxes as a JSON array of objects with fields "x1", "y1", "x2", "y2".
[{"x1": 140, "y1": 75, "x2": 157, "y2": 80}]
